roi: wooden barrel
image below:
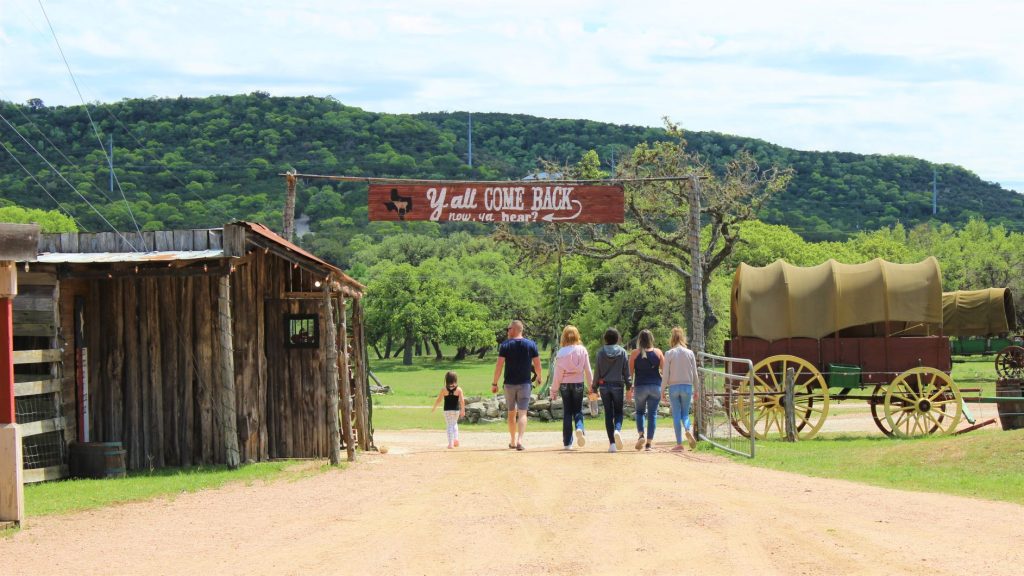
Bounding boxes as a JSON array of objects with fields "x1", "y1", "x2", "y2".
[
  {"x1": 69, "y1": 442, "x2": 127, "y2": 479},
  {"x1": 995, "y1": 379, "x2": 1024, "y2": 431}
]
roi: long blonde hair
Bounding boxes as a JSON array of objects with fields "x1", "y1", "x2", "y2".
[
  {"x1": 669, "y1": 326, "x2": 687, "y2": 348},
  {"x1": 560, "y1": 325, "x2": 581, "y2": 347}
]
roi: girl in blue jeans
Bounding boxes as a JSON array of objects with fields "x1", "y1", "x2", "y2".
[
  {"x1": 628, "y1": 329, "x2": 664, "y2": 451},
  {"x1": 662, "y1": 326, "x2": 699, "y2": 451}
]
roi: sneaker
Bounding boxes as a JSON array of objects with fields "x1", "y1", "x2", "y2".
[
  {"x1": 635, "y1": 435, "x2": 645, "y2": 451},
  {"x1": 608, "y1": 444, "x2": 617, "y2": 453},
  {"x1": 563, "y1": 445, "x2": 573, "y2": 451},
  {"x1": 686, "y1": 431, "x2": 697, "y2": 450},
  {"x1": 644, "y1": 443, "x2": 652, "y2": 451},
  {"x1": 516, "y1": 443, "x2": 525, "y2": 451},
  {"x1": 671, "y1": 444, "x2": 684, "y2": 452},
  {"x1": 575, "y1": 429, "x2": 586, "y2": 448},
  {"x1": 447, "y1": 444, "x2": 454, "y2": 449},
  {"x1": 613, "y1": 431, "x2": 623, "y2": 450},
  {"x1": 454, "y1": 439, "x2": 460, "y2": 448}
]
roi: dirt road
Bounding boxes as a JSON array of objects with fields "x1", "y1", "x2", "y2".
[{"x1": 5, "y1": 430, "x2": 1024, "y2": 576}]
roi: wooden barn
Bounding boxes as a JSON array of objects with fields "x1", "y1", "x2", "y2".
[{"x1": 12, "y1": 221, "x2": 371, "y2": 481}]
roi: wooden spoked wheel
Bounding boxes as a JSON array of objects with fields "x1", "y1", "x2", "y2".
[
  {"x1": 883, "y1": 367, "x2": 962, "y2": 437},
  {"x1": 869, "y1": 384, "x2": 893, "y2": 436},
  {"x1": 731, "y1": 355, "x2": 830, "y2": 440},
  {"x1": 995, "y1": 346, "x2": 1024, "y2": 380}
]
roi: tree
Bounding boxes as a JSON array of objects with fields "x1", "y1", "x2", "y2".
[{"x1": 566, "y1": 122, "x2": 793, "y2": 349}]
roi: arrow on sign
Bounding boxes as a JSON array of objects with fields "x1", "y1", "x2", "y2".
[{"x1": 541, "y1": 200, "x2": 584, "y2": 222}]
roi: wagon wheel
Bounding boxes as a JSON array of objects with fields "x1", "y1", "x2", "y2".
[
  {"x1": 883, "y1": 367, "x2": 962, "y2": 437},
  {"x1": 869, "y1": 384, "x2": 893, "y2": 436},
  {"x1": 995, "y1": 346, "x2": 1024, "y2": 379},
  {"x1": 730, "y1": 355, "x2": 830, "y2": 440}
]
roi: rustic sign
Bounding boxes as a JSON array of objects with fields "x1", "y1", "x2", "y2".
[{"x1": 368, "y1": 183, "x2": 624, "y2": 223}]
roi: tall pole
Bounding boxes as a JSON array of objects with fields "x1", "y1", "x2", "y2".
[
  {"x1": 688, "y1": 175, "x2": 705, "y2": 356},
  {"x1": 283, "y1": 170, "x2": 297, "y2": 241},
  {"x1": 109, "y1": 134, "x2": 114, "y2": 196}
]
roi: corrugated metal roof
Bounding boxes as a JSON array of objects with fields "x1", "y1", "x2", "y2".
[
  {"x1": 36, "y1": 249, "x2": 224, "y2": 264},
  {"x1": 235, "y1": 221, "x2": 365, "y2": 291}
]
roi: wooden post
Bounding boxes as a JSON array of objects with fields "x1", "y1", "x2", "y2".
[
  {"x1": 687, "y1": 175, "x2": 705, "y2": 356},
  {"x1": 218, "y1": 275, "x2": 240, "y2": 469},
  {"x1": 0, "y1": 221, "x2": 37, "y2": 524},
  {"x1": 351, "y1": 298, "x2": 371, "y2": 450},
  {"x1": 283, "y1": 170, "x2": 297, "y2": 242},
  {"x1": 322, "y1": 285, "x2": 342, "y2": 465},
  {"x1": 336, "y1": 294, "x2": 355, "y2": 462},
  {"x1": 688, "y1": 175, "x2": 707, "y2": 435},
  {"x1": 784, "y1": 367, "x2": 797, "y2": 442}
]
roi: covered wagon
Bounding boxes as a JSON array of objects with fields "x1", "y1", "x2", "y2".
[{"x1": 725, "y1": 257, "x2": 962, "y2": 438}]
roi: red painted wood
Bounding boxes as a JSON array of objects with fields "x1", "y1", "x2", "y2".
[
  {"x1": 0, "y1": 298, "x2": 13, "y2": 424},
  {"x1": 728, "y1": 335, "x2": 952, "y2": 381},
  {"x1": 368, "y1": 183, "x2": 624, "y2": 223}
]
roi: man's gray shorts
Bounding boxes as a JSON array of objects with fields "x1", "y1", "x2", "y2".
[{"x1": 503, "y1": 383, "x2": 532, "y2": 411}]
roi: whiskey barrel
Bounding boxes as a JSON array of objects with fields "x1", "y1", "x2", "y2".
[
  {"x1": 69, "y1": 442, "x2": 127, "y2": 479},
  {"x1": 995, "y1": 379, "x2": 1024, "y2": 431}
]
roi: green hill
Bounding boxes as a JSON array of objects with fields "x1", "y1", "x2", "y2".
[{"x1": 1, "y1": 94, "x2": 1020, "y2": 243}]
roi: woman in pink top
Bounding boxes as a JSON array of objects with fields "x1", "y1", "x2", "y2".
[{"x1": 549, "y1": 325, "x2": 594, "y2": 449}]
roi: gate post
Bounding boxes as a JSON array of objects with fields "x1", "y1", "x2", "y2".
[
  {"x1": 0, "y1": 223, "x2": 38, "y2": 525},
  {"x1": 784, "y1": 367, "x2": 797, "y2": 442}
]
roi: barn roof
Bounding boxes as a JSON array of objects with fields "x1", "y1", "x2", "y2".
[
  {"x1": 731, "y1": 257, "x2": 943, "y2": 341},
  {"x1": 31, "y1": 221, "x2": 364, "y2": 296}
]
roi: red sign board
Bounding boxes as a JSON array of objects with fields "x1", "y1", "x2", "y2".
[{"x1": 368, "y1": 183, "x2": 624, "y2": 224}]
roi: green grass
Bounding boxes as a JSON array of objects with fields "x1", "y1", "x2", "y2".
[
  {"x1": 21, "y1": 460, "x2": 331, "y2": 518},
  {"x1": 727, "y1": 429, "x2": 1024, "y2": 505},
  {"x1": 370, "y1": 356, "x2": 502, "y2": 406}
]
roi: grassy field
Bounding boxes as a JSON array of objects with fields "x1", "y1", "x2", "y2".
[
  {"x1": 371, "y1": 351, "x2": 1024, "y2": 505},
  {"x1": 729, "y1": 429, "x2": 1024, "y2": 505},
  {"x1": 12, "y1": 461, "x2": 331, "y2": 524}
]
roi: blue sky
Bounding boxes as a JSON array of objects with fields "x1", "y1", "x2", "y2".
[{"x1": 1, "y1": 0, "x2": 1022, "y2": 193}]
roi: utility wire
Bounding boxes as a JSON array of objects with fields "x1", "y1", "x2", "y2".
[
  {"x1": 0, "y1": 138, "x2": 90, "y2": 231},
  {"x1": 0, "y1": 92, "x2": 121, "y2": 205},
  {"x1": 1, "y1": 111, "x2": 137, "y2": 249},
  {"x1": 98, "y1": 106, "x2": 240, "y2": 223},
  {"x1": 36, "y1": 0, "x2": 145, "y2": 246}
]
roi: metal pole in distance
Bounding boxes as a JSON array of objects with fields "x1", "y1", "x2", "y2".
[{"x1": 784, "y1": 367, "x2": 797, "y2": 442}]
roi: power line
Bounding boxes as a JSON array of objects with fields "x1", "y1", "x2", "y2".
[
  {"x1": 36, "y1": 0, "x2": 145, "y2": 245},
  {"x1": 0, "y1": 138, "x2": 90, "y2": 231},
  {"x1": 98, "y1": 106, "x2": 240, "y2": 223},
  {"x1": 0, "y1": 111, "x2": 138, "y2": 249}
]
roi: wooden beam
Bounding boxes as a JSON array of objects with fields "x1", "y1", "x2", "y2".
[
  {"x1": 57, "y1": 262, "x2": 232, "y2": 280},
  {"x1": 15, "y1": 272, "x2": 56, "y2": 286},
  {"x1": 0, "y1": 224, "x2": 39, "y2": 261},
  {"x1": 218, "y1": 276, "x2": 240, "y2": 469},
  {"x1": 13, "y1": 324, "x2": 54, "y2": 338},
  {"x1": 322, "y1": 286, "x2": 343, "y2": 465},
  {"x1": 12, "y1": 349, "x2": 61, "y2": 364},
  {"x1": 22, "y1": 465, "x2": 67, "y2": 484},
  {"x1": 20, "y1": 417, "x2": 66, "y2": 437},
  {"x1": 14, "y1": 379, "x2": 61, "y2": 397}
]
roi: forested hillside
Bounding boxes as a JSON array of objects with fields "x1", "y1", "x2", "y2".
[{"x1": 1, "y1": 94, "x2": 1021, "y2": 245}]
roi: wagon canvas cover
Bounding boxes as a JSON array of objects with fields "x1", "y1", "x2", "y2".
[
  {"x1": 942, "y1": 288, "x2": 1016, "y2": 336},
  {"x1": 731, "y1": 258, "x2": 943, "y2": 341}
]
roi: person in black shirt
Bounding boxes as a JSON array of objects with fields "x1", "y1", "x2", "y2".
[{"x1": 491, "y1": 320, "x2": 542, "y2": 451}]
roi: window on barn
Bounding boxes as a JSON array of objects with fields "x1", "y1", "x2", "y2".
[{"x1": 285, "y1": 314, "x2": 319, "y2": 348}]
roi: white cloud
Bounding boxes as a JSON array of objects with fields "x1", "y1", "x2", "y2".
[{"x1": 0, "y1": 0, "x2": 1021, "y2": 187}]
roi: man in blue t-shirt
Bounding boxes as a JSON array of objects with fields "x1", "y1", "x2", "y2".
[{"x1": 491, "y1": 320, "x2": 542, "y2": 451}]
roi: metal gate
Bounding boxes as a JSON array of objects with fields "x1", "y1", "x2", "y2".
[{"x1": 696, "y1": 352, "x2": 755, "y2": 458}]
